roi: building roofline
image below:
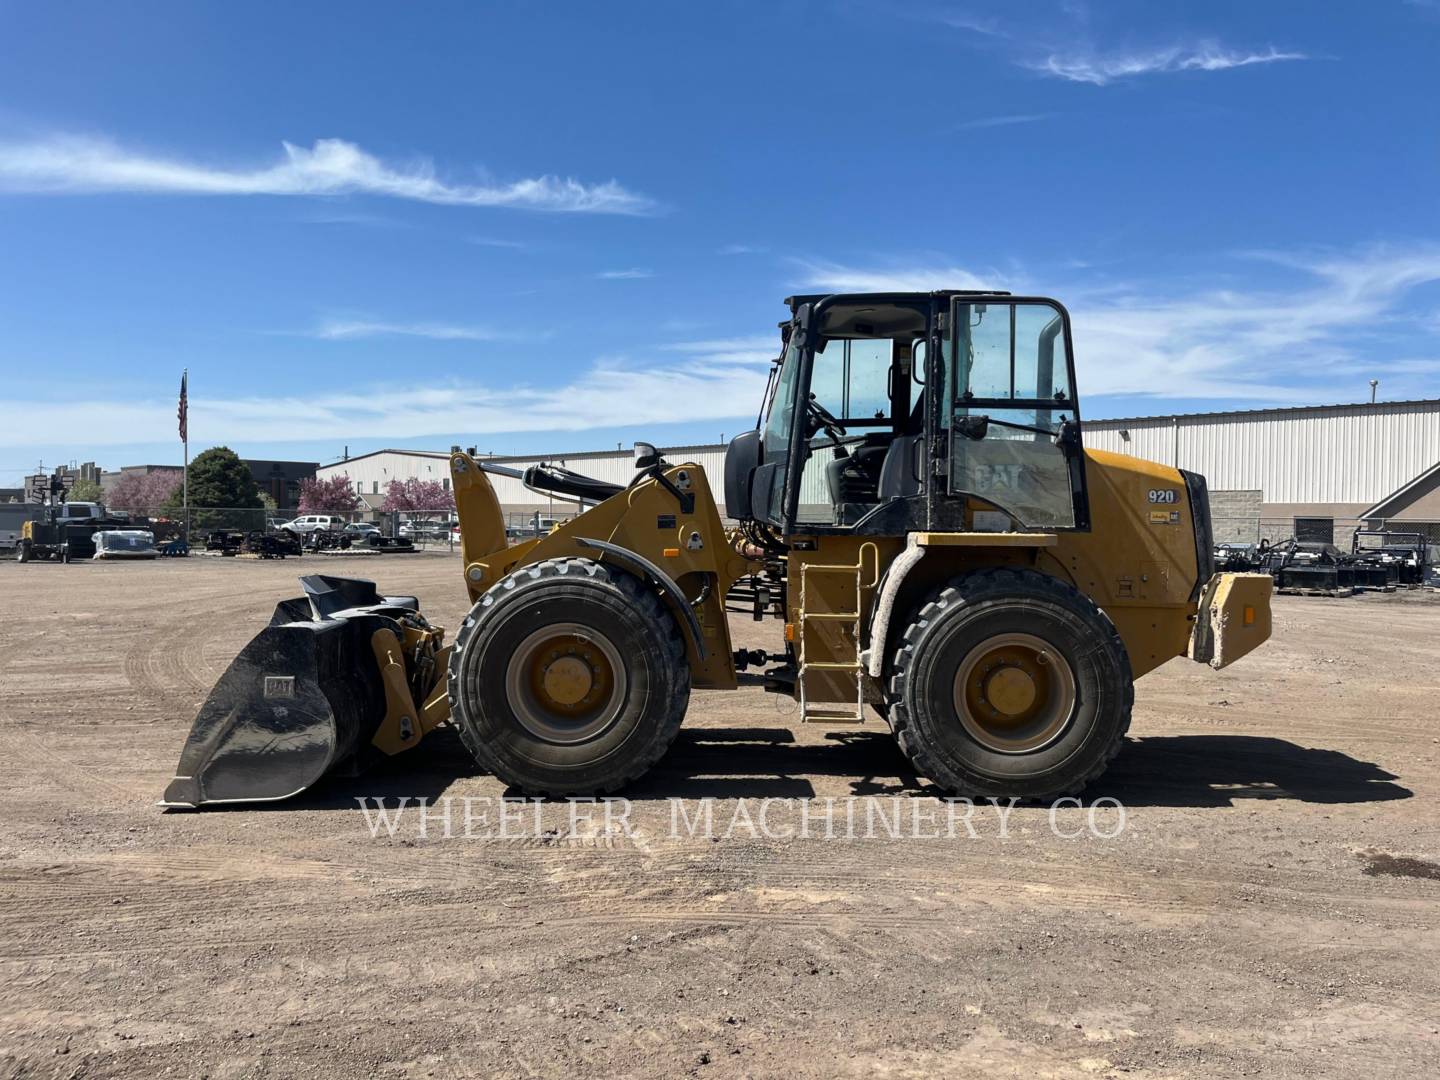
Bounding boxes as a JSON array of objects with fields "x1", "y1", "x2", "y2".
[
  {"x1": 318, "y1": 447, "x2": 451, "y2": 469},
  {"x1": 319, "y1": 443, "x2": 730, "y2": 470},
  {"x1": 1357, "y1": 458, "x2": 1440, "y2": 521},
  {"x1": 478, "y1": 442, "x2": 727, "y2": 464},
  {"x1": 1085, "y1": 398, "x2": 1440, "y2": 426}
]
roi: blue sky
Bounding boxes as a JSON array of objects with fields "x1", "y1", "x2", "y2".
[{"x1": 2, "y1": 0, "x2": 1439, "y2": 484}]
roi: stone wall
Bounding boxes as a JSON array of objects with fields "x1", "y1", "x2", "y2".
[{"x1": 1209, "y1": 489, "x2": 1262, "y2": 544}]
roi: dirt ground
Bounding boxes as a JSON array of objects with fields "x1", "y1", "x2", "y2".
[{"x1": 0, "y1": 552, "x2": 1437, "y2": 1079}]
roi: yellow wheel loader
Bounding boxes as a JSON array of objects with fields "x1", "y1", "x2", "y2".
[{"x1": 163, "y1": 291, "x2": 1272, "y2": 807}]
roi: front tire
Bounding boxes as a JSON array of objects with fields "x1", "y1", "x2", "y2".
[
  {"x1": 886, "y1": 568, "x2": 1132, "y2": 799},
  {"x1": 448, "y1": 557, "x2": 690, "y2": 796},
  {"x1": 16, "y1": 541, "x2": 30, "y2": 563}
]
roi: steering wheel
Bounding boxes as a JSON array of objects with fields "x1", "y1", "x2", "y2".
[{"x1": 806, "y1": 395, "x2": 846, "y2": 441}]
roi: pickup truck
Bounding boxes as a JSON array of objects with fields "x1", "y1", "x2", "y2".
[{"x1": 399, "y1": 517, "x2": 456, "y2": 541}]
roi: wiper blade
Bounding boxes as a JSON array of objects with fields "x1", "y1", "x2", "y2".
[
  {"x1": 984, "y1": 416, "x2": 1057, "y2": 438},
  {"x1": 955, "y1": 414, "x2": 1058, "y2": 441}
]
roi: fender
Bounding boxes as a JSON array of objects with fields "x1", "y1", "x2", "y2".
[
  {"x1": 859, "y1": 534, "x2": 927, "y2": 679},
  {"x1": 573, "y1": 536, "x2": 708, "y2": 660},
  {"x1": 860, "y1": 531, "x2": 1060, "y2": 678}
]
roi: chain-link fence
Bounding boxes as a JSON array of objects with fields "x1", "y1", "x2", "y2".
[
  {"x1": 3, "y1": 502, "x2": 589, "y2": 553},
  {"x1": 503, "y1": 510, "x2": 577, "y2": 542},
  {"x1": 101, "y1": 506, "x2": 469, "y2": 552}
]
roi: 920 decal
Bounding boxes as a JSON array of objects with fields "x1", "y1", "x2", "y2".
[{"x1": 1147, "y1": 488, "x2": 1179, "y2": 504}]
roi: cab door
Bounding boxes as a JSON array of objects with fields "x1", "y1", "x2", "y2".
[{"x1": 943, "y1": 296, "x2": 1088, "y2": 530}]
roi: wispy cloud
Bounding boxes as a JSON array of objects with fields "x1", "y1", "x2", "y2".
[
  {"x1": 1028, "y1": 43, "x2": 1307, "y2": 86},
  {"x1": 717, "y1": 243, "x2": 766, "y2": 255},
  {"x1": 659, "y1": 335, "x2": 780, "y2": 364},
  {"x1": 794, "y1": 258, "x2": 1015, "y2": 293},
  {"x1": 6, "y1": 248, "x2": 1436, "y2": 448},
  {"x1": 0, "y1": 135, "x2": 657, "y2": 214},
  {"x1": 0, "y1": 339, "x2": 774, "y2": 448},
  {"x1": 307, "y1": 319, "x2": 512, "y2": 342},
  {"x1": 467, "y1": 236, "x2": 528, "y2": 249},
  {"x1": 939, "y1": 11, "x2": 1007, "y2": 36},
  {"x1": 799, "y1": 245, "x2": 1440, "y2": 402},
  {"x1": 298, "y1": 209, "x2": 404, "y2": 228},
  {"x1": 596, "y1": 268, "x2": 653, "y2": 280},
  {"x1": 953, "y1": 113, "x2": 1053, "y2": 130}
]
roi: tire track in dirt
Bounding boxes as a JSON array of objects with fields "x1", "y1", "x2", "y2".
[
  {"x1": 4, "y1": 839, "x2": 1431, "y2": 971},
  {"x1": 6, "y1": 886, "x2": 1428, "y2": 967},
  {"x1": 121, "y1": 594, "x2": 261, "y2": 701},
  {"x1": 0, "y1": 728, "x2": 138, "y2": 802},
  {"x1": 0, "y1": 588, "x2": 270, "y2": 804}
]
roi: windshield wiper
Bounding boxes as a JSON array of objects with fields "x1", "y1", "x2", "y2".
[{"x1": 955, "y1": 414, "x2": 1059, "y2": 440}]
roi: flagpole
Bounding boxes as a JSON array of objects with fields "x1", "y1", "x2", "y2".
[{"x1": 182, "y1": 368, "x2": 189, "y2": 542}]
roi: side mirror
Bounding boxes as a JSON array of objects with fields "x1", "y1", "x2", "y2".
[
  {"x1": 634, "y1": 442, "x2": 660, "y2": 470},
  {"x1": 723, "y1": 430, "x2": 762, "y2": 521},
  {"x1": 1053, "y1": 418, "x2": 1081, "y2": 451}
]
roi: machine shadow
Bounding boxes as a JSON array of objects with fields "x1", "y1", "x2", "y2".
[
  {"x1": 1096, "y1": 735, "x2": 1413, "y2": 807},
  {"x1": 218, "y1": 728, "x2": 1412, "y2": 811},
  {"x1": 622, "y1": 730, "x2": 1414, "y2": 807}
]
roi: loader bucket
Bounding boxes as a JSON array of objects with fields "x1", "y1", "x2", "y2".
[{"x1": 161, "y1": 575, "x2": 422, "y2": 808}]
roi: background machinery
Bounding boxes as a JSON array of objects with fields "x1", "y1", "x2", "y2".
[{"x1": 164, "y1": 290, "x2": 1272, "y2": 807}]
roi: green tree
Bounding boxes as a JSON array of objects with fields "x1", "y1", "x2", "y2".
[
  {"x1": 67, "y1": 477, "x2": 105, "y2": 503},
  {"x1": 165, "y1": 446, "x2": 262, "y2": 531}
]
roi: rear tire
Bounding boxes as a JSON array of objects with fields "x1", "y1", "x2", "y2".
[
  {"x1": 448, "y1": 557, "x2": 690, "y2": 796},
  {"x1": 16, "y1": 541, "x2": 30, "y2": 563},
  {"x1": 886, "y1": 568, "x2": 1132, "y2": 799}
]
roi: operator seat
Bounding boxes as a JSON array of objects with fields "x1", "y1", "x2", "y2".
[
  {"x1": 877, "y1": 435, "x2": 924, "y2": 500},
  {"x1": 823, "y1": 434, "x2": 892, "y2": 505}
]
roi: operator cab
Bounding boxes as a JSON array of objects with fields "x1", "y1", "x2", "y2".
[{"x1": 724, "y1": 291, "x2": 1088, "y2": 536}]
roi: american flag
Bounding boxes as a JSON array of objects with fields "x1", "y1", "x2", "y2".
[{"x1": 178, "y1": 372, "x2": 188, "y2": 443}]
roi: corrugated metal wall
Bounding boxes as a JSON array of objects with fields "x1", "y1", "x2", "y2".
[{"x1": 1083, "y1": 400, "x2": 1440, "y2": 504}]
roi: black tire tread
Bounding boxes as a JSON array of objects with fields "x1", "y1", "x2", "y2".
[
  {"x1": 885, "y1": 567, "x2": 1133, "y2": 799},
  {"x1": 447, "y1": 556, "x2": 689, "y2": 797}
]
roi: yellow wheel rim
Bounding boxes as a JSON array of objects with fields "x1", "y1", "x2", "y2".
[
  {"x1": 952, "y1": 632, "x2": 1076, "y2": 754},
  {"x1": 505, "y1": 623, "x2": 626, "y2": 743}
]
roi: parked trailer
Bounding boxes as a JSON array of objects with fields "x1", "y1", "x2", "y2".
[
  {"x1": 17, "y1": 519, "x2": 108, "y2": 562},
  {"x1": 1351, "y1": 530, "x2": 1428, "y2": 586},
  {"x1": 16, "y1": 506, "x2": 166, "y2": 563}
]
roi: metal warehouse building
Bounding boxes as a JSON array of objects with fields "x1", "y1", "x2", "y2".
[
  {"x1": 317, "y1": 398, "x2": 1440, "y2": 547},
  {"x1": 1084, "y1": 398, "x2": 1440, "y2": 546}
]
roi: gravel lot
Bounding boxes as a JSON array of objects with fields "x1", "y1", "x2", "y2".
[{"x1": 1, "y1": 552, "x2": 1437, "y2": 1078}]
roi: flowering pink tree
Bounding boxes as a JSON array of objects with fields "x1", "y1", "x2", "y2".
[
  {"x1": 298, "y1": 474, "x2": 364, "y2": 513},
  {"x1": 108, "y1": 469, "x2": 183, "y2": 512},
  {"x1": 381, "y1": 477, "x2": 455, "y2": 514}
]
